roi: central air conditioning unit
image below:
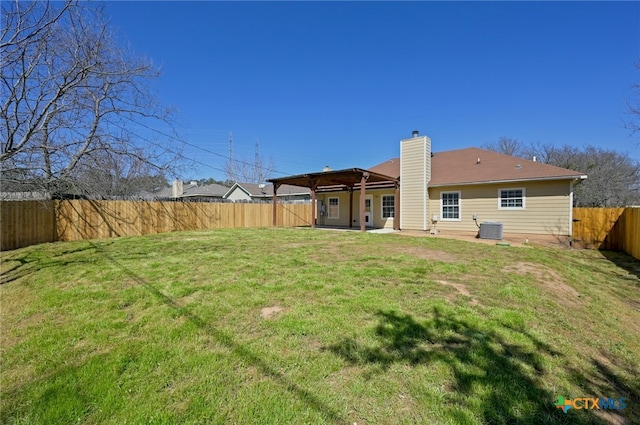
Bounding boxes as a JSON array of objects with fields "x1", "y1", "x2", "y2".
[{"x1": 479, "y1": 222, "x2": 503, "y2": 240}]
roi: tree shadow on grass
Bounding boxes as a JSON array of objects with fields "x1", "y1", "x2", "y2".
[
  {"x1": 3, "y1": 239, "x2": 348, "y2": 424},
  {"x1": 600, "y1": 250, "x2": 640, "y2": 281},
  {"x1": 84, "y1": 242, "x2": 348, "y2": 424},
  {"x1": 328, "y1": 309, "x2": 609, "y2": 424},
  {"x1": 0, "y1": 242, "x2": 103, "y2": 285},
  {"x1": 566, "y1": 352, "x2": 640, "y2": 424}
]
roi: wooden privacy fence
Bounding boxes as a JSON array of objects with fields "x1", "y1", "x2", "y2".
[
  {"x1": 572, "y1": 207, "x2": 640, "y2": 259},
  {"x1": 3, "y1": 201, "x2": 639, "y2": 260},
  {"x1": 1, "y1": 200, "x2": 56, "y2": 251},
  {"x1": 1, "y1": 200, "x2": 311, "y2": 251}
]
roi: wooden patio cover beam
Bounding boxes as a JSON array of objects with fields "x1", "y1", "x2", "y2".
[
  {"x1": 268, "y1": 168, "x2": 398, "y2": 188},
  {"x1": 269, "y1": 168, "x2": 398, "y2": 232}
]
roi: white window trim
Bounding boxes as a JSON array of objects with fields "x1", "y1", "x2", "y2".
[
  {"x1": 381, "y1": 195, "x2": 395, "y2": 219},
  {"x1": 328, "y1": 197, "x2": 340, "y2": 219},
  {"x1": 498, "y1": 187, "x2": 526, "y2": 210},
  {"x1": 440, "y1": 191, "x2": 461, "y2": 221}
]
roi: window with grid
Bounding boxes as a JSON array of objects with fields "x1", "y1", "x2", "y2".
[
  {"x1": 328, "y1": 197, "x2": 339, "y2": 219},
  {"x1": 382, "y1": 195, "x2": 394, "y2": 218},
  {"x1": 500, "y1": 189, "x2": 525, "y2": 209},
  {"x1": 441, "y1": 192, "x2": 460, "y2": 220}
]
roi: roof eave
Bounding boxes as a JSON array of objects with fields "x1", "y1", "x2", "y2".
[{"x1": 428, "y1": 174, "x2": 587, "y2": 187}]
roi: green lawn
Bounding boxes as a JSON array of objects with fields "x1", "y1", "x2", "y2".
[{"x1": 1, "y1": 228, "x2": 638, "y2": 424}]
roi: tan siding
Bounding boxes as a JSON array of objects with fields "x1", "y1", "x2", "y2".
[
  {"x1": 374, "y1": 189, "x2": 397, "y2": 229},
  {"x1": 428, "y1": 180, "x2": 573, "y2": 235},
  {"x1": 315, "y1": 188, "x2": 396, "y2": 228},
  {"x1": 363, "y1": 189, "x2": 396, "y2": 228},
  {"x1": 400, "y1": 135, "x2": 430, "y2": 230},
  {"x1": 316, "y1": 192, "x2": 351, "y2": 227}
]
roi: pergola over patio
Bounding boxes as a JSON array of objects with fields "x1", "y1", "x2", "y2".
[{"x1": 268, "y1": 168, "x2": 400, "y2": 232}]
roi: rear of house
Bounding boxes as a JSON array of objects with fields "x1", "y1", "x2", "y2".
[
  {"x1": 269, "y1": 131, "x2": 586, "y2": 240},
  {"x1": 387, "y1": 134, "x2": 586, "y2": 238}
]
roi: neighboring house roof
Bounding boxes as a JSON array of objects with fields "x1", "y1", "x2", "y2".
[
  {"x1": 144, "y1": 182, "x2": 230, "y2": 199},
  {"x1": 428, "y1": 148, "x2": 587, "y2": 186},
  {"x1": 181, "y1": 183, "x2": 229, "y2": 198},
  {"x1": 141, "y1": 187, "x2": 172, "y2": 198},
  {"x1": 224, "y1": 183, "x2": 311, "y2": 199}
]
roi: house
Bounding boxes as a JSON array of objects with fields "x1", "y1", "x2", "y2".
[
  {"x1": 142, "y1": 180, "x2": 230, "y2": 201},
  {"x1": 224, "y1": 182, "x2": 311, "y2": 203},
  {"x1": 268, "y1": 131, "x2": 587, "y2": 239},
  {"x1": 180, "y1": 181, "x2": 230, "y2": 201}
]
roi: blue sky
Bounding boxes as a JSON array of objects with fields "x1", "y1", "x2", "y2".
[{"x1": 104, "y1": 1, "x2": 640, "y2": 181}]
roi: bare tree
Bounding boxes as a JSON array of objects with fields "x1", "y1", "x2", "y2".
[
  {"x1": 625, "y1": 62, "x2": 640, "y2": 139},
  {"x1": 520, "y1": 141, "x2": 557, "y2": 164},
  {"x1": 71, "y1": 149, "x2": 169, "y2": 197},
  {"x1": 543, "y1": 145, "x2": 639, "y2": 207},
  {"x1": 481, "y1": 137, "x2": 526, "y2": 158},
  {"x1": 225, "y1": 135, "x2": 275, "y2": 184},
  {"x1": 484, "y1": 137, "x2": 640, "y2": 206},
  {"x1": 522, "y1": 144, "x2": 640, "y2": 207},
  {"x1": 1, "y1": 1, "x2": 182, "y2": 196}
]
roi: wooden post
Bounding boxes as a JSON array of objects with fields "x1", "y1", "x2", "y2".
[
  {"x1": 359, "y1": 173, "x2": 368, "y2": 232},
  {"x1": 394, "y1": 182, "x2": 400, "y2": 231},
  {"x1": 310, "y1": 179, "x2": 318, "y2": 228},
  {"x1": 348, "y1": 187, "x2": 353, "y2": 228},
  {"x1": 272, "y1": 183, "x2": 280, "y2": 227}
]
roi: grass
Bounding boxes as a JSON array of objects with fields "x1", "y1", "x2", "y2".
[{"x1": 1, "y1": 227, "x2": 639, "y2": 424}]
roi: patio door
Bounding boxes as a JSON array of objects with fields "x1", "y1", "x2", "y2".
[{"x1": 362, "y1": 195, "x2": 373, "y2": 228}]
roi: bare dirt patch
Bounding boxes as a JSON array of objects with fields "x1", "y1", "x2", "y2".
[
  {"x1": 502, "y1": 262, "x2": 580, "y2": 306},
  {"x1": 305, "y1": 336, "x2": 324, "y2": 351},
  {"x1": 319, "y1": 242, "x2": 352, "y2": 256},
  {"x1": 284, "y1": 242, "x2": 311, "y2": 249},
  {"x1": 304, "y1": 241, "x2": 363, "y2": 262},
  {"x1": 397, "y1": 229, "x2": 571, "y2": 248},
  {"x1": 389, "y1": 246, "x2": 459, "y2": 262},
  {"x1": 176, "y1": 291, "x2": 201, "y2": 307},
  {"x1": 260, "y1": 306, "x2": 285, "y2": 319},
  {"x1": 436, "y1": 280, "x2": 481, "y2": 306}
]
